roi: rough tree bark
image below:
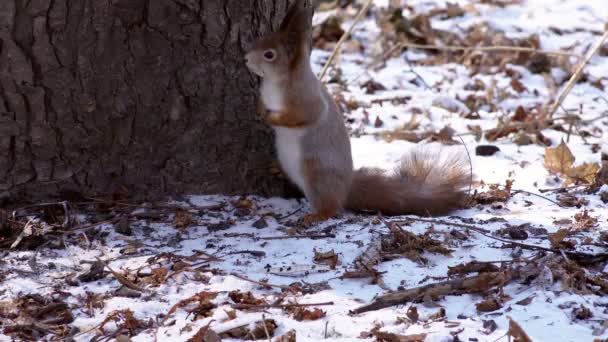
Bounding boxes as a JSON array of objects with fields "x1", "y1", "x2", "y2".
[{"x1": 0, "y1": 0, "x2": 306, "y2": 202}]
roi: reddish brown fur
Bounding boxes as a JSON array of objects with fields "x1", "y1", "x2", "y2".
[
  {"x1": 302, "y1": 157, "x2": 347, "y2": 222},
  {"x1": 264, "y1": 107, "x2": 316, "y2": 128},
  {"x1": 346, "y1": 150, "x2": 470, "y2": 216}
]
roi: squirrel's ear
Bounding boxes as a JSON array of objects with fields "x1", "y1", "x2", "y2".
[{"x1": 279, "y1": 3, "x2": 312, "y2": 35}]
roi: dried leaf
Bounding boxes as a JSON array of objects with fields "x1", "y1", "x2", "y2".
[
  {"x1": 573, "y1": 305, "x2": 593, "y2": 320},
  {"x1": 228, "y1": 291, "x2": 266, "y2": 306},
  {"x1": 510, "y1": 79, "x2": 527, "y2": 93},
  {"x1": 448, "y1": 262, "x2": 500, "y2": 277},
  {"x1": 515, "y1": 295, "x2": 535, "y2": 306},
  {"x1": 476, "y1": 298, "x2": 502, "y2": 312},
  {"x1": 275, "y1": 330, "x2": 296, "y2": 342},
  {"x1": 565, "y1": 162, "x2": 601, "y2": 186},
  {"x1": 544, "y1": 140, "x2": 575, "y2": 175},
  {"x1": 314, "y1": 249, "x2": 339, "y2": 269},
  {"x1": 406, "y1": 306, "x2": 419, "y2": 322},
  {"x1": 188, "y1": 323, "x2": 221, "y2": 342},
  {"x1": 291, "y1": 307, "x2": 326, "y2": 321},
  {"x1": 573, "y1": 210, "x2": 598, "y2": 230},
  {"x1": 548, "y1": 229, "x2": 575, "y2": 249},
  {"x1": 164, "y1": 292, "x2": 218, "y2": 323},
  {"x1": 173, "y1": 210, "x2": 196, "y2": 228}
]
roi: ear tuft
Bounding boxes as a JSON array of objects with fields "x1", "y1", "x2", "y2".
[{"x1": 279, "y1": 3, "x2": 312, "y2": 34}]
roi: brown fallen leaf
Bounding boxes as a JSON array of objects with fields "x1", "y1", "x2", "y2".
[
  {"x1": 406, "y1": 305, "x2": 419, "y2": 322},
  {"x1": 228, "y1": 291, "x2": 266, "y2": 306},
  {"x1": 544, "y1": 140, "x2": 575, "y2": 175},
  {"x1": 275, "y1": 329, "x2": 296, "y2": 342},
  {"x1": 573, "y1": 210, "x2": 599, "y2": 230},
  {"x1": 515, "y1": 295, "x2": 535, "y2": 306},
  {"x1": 448, "y1": 261, "x2": 499, "y2": 277},
  {"x1": 476, "y1": 298, "x2": 502, "y2": 312},
  {"x1": 164, "y1": 292, "x2": 218, "y2": 323},
  {"x1": 314, "y1": 249, "x2": 339, "y2": 270},
  {"x1": 188, "y1": 322, "x2": 221, "y2": 342},
  {"x1": 511, "y1": 79, "x2": 527, "y2": 93},
  {"x1": 290, "y1": 307, "x2": 326, "y2": 321},
  {"x1": 565, "y1": 162, "x2": 601, "y2": 186},
  {"x1": 548, "y1": 229, "x2": 575, "y2": 249}
]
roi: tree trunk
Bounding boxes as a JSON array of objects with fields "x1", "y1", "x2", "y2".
[{"x1": 0, "y1": 0, "x2": 303, "y2": 203}]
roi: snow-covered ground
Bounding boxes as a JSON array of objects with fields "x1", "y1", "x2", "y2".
[{"x1": 1, "y1": 0, "x2": 608, "y2": 341}]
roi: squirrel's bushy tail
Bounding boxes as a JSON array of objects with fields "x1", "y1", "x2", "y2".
[{"x1": 346, "y1": 150, "x2": 470, "y2": 216}]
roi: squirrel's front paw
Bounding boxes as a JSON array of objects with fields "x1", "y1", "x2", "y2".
[
  {"x1": 265, "y1": 110, "x2": 284, "y2": 125},
  {"x1": 300, "y1": 213, "x2": 332, "y2": 227}
]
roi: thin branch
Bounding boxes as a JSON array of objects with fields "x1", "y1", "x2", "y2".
[
  {"x1": 391, "y1": 217, "x2": 608, "y2": 265},
  {"x1": 549, "y1": 30, "x2": 608, "y2": 117},
  {"x1": 399, "y1": 42, "x2": 583, "y2": 59},
  {"x1": 232, "y1": 302, "x2": 334, "y2": 310},
  {"x1": 319, "y1": 0, "x2": 374, "y2": 80}
]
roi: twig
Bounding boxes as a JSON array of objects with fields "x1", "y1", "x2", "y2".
[
  {"x1": 232, "y1": 302, "x2": 334, "y2": 310},
  {"x1": 319, "y1": 0, "x2": 374, "y2": 80},
  {"x1": 537, "y1": 184, "x2": 588, "y2": 193},
  {"x1": 229, "y1": 272, "x2": 287, "y2": 290},
  {"x1": 257, "y1": 233, "x2": 336, "y2": 240},
  {"x1": 96, "y1": 257, "x2": 147, "y2": 292},
  {"x1": 549, "y1": 29, "x2": 608, "y2": 117},
  {"x1": 10, "y1": 217, "x2": 35, "y2": 249},
  {"x1": 277, "y1": 206, "x2": 303, "y2": 221},
  {"x1": 392, "y1": 217, "x2": 608, "y2": 265},
  {"x1": 511, "y1": 189, "x2": 565, "y2": 208},
  {"x1": 351, "y1": 271, "x2": 515, "y2": 314},
  {"x1": 399, "y1": 42, "x2": 583, "y2": 59}
]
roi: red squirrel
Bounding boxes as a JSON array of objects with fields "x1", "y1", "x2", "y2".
[{"x1": 245, "y1": 4, "x2": 470, "y2": 225}]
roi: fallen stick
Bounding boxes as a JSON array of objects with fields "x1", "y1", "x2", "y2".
[
  {"x1": 232, "y1": 302, "x2": 334, "y2": 310},
  {"x1": 351, "y1": 271, "x2": 514, "y2": 314}
]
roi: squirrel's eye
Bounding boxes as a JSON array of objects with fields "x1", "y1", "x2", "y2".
[{"x1": 263, "y1": 50, "x2": 276, "y2": 61}]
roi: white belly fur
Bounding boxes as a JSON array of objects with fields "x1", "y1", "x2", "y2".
[{"x1": 274, "y1": 127, "x2": 307, "y2": 192}]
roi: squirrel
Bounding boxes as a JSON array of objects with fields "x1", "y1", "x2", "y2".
[{"x1": 244, "y1": 3, "x2": 470, "y2": 225}]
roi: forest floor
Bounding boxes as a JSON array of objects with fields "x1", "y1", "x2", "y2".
[{"x1": 2, "y1": 0, "x2": 608, "y2": 341}]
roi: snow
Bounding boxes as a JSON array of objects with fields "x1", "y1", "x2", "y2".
[{"x1": 2, "y1": 0, "x2": 608, "y2": 341}]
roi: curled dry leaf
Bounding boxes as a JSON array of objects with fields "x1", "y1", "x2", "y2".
[
  {"x1": 275, "y1": 329, "x2": 296, "y2": 342},
  {"x1": 476, "y1": 297, "x2": 503, "y2": 312},
  {"x1": 228, "y1": 291, "x2": 266, "y2": 306},
  {"x1": 290, "y1": 307, "x2": 326, "y2": 321},
  {"x1": 573, "y1": 210, "x2": 599, "y2": 230},
  {"x1": 99, "y1": 309, "x2": 151, "y2": 336},
  {"x1": 164, "y1": 292, "x2": 218, "y2": 323},
  {"x1": 448, "y1": 261, "x2": 500, "y2": 277}
]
